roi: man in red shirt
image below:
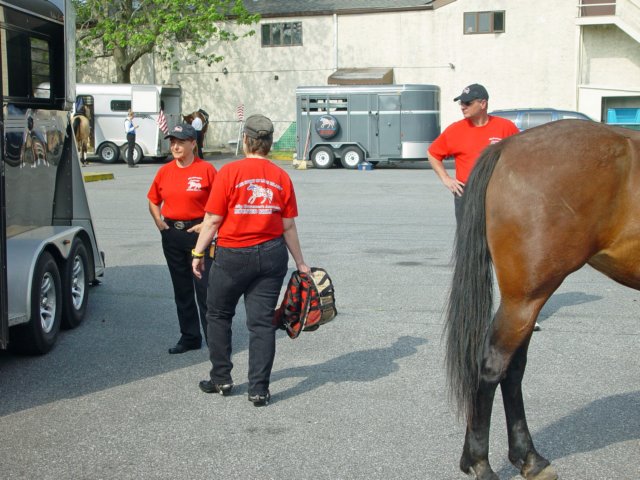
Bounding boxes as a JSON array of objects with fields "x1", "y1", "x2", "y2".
[{"x1": 428, "y1": 84, "x2": 519, "y2": 224}]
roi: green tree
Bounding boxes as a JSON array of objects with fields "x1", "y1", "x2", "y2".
[{"x1": 73, "y1": 0, "x2": 259, "y2": 83}]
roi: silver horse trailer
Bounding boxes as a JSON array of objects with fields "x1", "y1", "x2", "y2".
[
  {"x1": 296, "y1": 84, "x2": 440, "y2": 169},
  {"x1": 0, "y1": 0, "x2": 105, "y2": 353}
]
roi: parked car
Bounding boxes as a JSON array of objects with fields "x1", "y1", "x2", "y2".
[{"x1": 490, "y1": 108, "x2": 593, "y2": 131}]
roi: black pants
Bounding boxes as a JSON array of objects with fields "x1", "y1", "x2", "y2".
[
  {"x1": 126, "y1": 133, "x2": 136, "y2": 165},
  {"x1": 206, "y1": 237, "x2": 288, "y2": 396},
  {"x1": 161, "y1": 227, "x2": 211, "y2": 347}
]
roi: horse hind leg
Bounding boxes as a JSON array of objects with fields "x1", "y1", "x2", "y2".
[
  {"x1": 501, "y1": 341, "x2": 558, "y2": 480},
  {"x1": 460, "y1": 378, "x2": 501, "y2": 480}
]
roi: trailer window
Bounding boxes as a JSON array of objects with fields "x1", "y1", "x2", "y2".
[
  {"x1": 0, "y1": 5, "x2": 64, "y2": 107},
  {"x1": 111, "y1": 100, "x2": 132, "y2": 112},
  {"x1": 302, "y1": 97, "x2": 347, "y2": 113}
]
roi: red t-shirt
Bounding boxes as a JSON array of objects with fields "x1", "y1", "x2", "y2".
[
  {"x1": 205, "y1": 157, "x2": 298, "y2": 248},
  {"x1": 147, "y1": 158, "x2": 217, "y2": 220},
  {"x1": 428, "y1": 115, "x2": 519, "y2": 183}
]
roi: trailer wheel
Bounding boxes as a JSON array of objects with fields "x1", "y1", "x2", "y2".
[
  {"x1": 340, "y1": 146, "x2": 364, "y2": 169},
  {"x1": 61, "y1": 239, "x2": 90, "y2": 329},
  {"x1": 311, "y1": 146, "x2": 335, "y2": 169},
  {"x1": 98, "y1": 142, "x2": 120, "y2": 163},
  {"x1": 121, "y1": 144, "x2": 143, "y2": 164},
  {"x1": 11, "y1": 252, "x2": 62, "y2": 355}
]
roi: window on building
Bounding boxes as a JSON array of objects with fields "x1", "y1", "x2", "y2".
[
  {"x1": 464, "y1": 11, "x2": 505, "y2": 34},
  {"x1": 261, "y1": 22, "x2": 302, "y2": 47}
]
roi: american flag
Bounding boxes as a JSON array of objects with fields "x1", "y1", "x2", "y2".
[{"x1": 157, "y1": 109, "x2": 169, "y2": 134}]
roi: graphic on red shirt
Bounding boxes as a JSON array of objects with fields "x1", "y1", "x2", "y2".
[{"x1": 205, "y1": 158, "x2": 297, "y2": 247}]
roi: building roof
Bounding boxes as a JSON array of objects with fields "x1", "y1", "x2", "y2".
[{"x1": 244, "y1": 0, "x2": 436, "y2": 17}]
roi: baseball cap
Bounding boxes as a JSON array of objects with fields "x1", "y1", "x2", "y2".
[
  {"x1": 453, "y1": 84, "x2": 489, "y2": 102},
  {"x1": 164, "y1": 123, "x2": 196, "y2": 140},
  {"x1": 244, "y1": 114, "x2": 274, "y2": 139}
]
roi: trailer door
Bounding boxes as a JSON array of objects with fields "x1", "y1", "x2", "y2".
[
  {"x1": 378, "y1": 94, "x2": 401, "y2": 158},
  {"x1": 132, "y1": 85, "x2": 159, "y2": 113}
]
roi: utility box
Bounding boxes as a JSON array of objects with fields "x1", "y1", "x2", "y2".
[{"x1": 296, "y1": 84, "x2": 440, "y2": 169}]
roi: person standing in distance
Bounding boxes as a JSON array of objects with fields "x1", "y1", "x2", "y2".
[
  {"x1": 124, "y1": 109, "x2": 139, "y2": 168},
  {"x1": 148, "y1": 123, "x2": 217, "y2": 354},
  {"x1": 191, "y1": 113, "x2": 204, "y2": 159},
  {"x1": 427, "y1": 84, "x2": 519, "y2": 224},
  {"x1": 192, "y1": 114, "x2": 309, "y2": 407}
]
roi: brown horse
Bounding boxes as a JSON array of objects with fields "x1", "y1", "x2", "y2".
[
  {"x1": 445, "y1": 119, "x2": 640, "y2": 480},
  {"x1": 182, "y1": 109, "x2": 209, "y2": 157},
  {"x1": 72, "y1": 114, "x2": 91, "y2": 166}
]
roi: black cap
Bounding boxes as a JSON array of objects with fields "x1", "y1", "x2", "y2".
[
  {"x1": 164, "y1": 123, "x2": 196, "y2": 140},
  {"x1": 244, "y1": 114, "x2": 274, "y2": 139},
  {"x1": 453, "y1": 84, "x2": 489, "y2": 102}
]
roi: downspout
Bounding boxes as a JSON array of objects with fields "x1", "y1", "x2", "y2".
[{"x1": 334, "y1": 13, "x2": 339, "y2": 70}]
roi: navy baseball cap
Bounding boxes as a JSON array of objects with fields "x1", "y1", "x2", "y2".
[
  {"x1": 453, "y1": 84, "x2": 489, "y2": 102},
  {"x1": 165, "y1": 123, "x2": 196, "y2": 140}
]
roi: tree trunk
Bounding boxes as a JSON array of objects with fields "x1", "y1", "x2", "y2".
[{"x1": 113, "y1": 45, "x2": 132, "y2": 84}]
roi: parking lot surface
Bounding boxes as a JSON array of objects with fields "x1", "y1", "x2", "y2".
[{"x1": 1, "y1": 156, "x2": 638, "y2": 480}]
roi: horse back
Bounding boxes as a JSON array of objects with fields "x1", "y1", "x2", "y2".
[{"x1": 486, "y1": 120, "x2": 640, "y2": 289}]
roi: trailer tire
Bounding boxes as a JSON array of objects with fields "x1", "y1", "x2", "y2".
[
  {"x1": 311, "y1": 146, "x2": 335, "y2": 169},
  {"x1": 61, "y1": 239, "x2": 90, "y2": 329},
  {"x1": 340, "y1": 146, "x2": 364, "y2": 169},
  {"x1": 98, "y1": 142, "x2": 120, "y2": 163},
  {"x1": 121, "y1": 144, "x2": 143, "y2": 164},
  {"x1": 11, "y1": 252, "x2": 62, "y2": 355}
]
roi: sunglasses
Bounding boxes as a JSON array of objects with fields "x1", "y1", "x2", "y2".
[{"x1": 459, "y1": 99, "x2": 486, "y2": 107}]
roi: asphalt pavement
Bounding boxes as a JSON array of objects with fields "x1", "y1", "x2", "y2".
[{"x1": 0, "y1": 155, "x2": 638, "y2": 480}]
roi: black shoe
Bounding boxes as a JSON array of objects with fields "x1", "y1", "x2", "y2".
[
  {"x1": 168, "y1": 343, "x2": 200, "y2": 354},
  {"x1": 248, "y1": 392, "x2": 271, "y2": 407},
  {"x1": 199, "y1": 380, "x2": 234, "y2": 396}
]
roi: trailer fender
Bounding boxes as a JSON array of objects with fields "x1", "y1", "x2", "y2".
[{"x1": 6, "y1": 227, "x2": 84, "y2": 327}]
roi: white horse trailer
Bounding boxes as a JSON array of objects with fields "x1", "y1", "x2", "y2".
[
  {"x1": 0, "y1": 0, "x2": 105, "y2": 353},
  {"x1": 75, "y1": 83, "x2": 182, "y2": 164},
  {"x1": 296, "y1": 84, "x2": 440, "y2": 169}
]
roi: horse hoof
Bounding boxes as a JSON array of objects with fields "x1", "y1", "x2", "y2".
[{"x1": 526, "y1": 465, "x2": 558, "y2": 480}]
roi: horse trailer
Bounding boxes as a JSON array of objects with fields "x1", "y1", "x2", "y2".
[
  {"x1": 75, "y1": 83, "x2": 182, "y2": 163},
  {"x1": 296, "y1": 84, "x2": 440, "y2": 168},
  {"x1": 0, "y1": 0, "x2": 105, "y2": 353}
]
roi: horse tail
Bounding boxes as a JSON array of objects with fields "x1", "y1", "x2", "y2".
[{"x1": 444, "y1": 143, "x2": 503, "y2": 421}]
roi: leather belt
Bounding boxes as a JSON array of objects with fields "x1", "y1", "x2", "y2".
[{"x1": 164, "y1": 218, "x2": 203, "y2": 230}]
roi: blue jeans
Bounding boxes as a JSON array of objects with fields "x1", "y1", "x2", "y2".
[{"x1": 205, "y1": 237, "x2": 289, "y2": 396}]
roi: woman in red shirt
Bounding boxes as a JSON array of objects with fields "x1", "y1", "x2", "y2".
[
  {"x1": 148, "y1": 123, "x2": 217, "y2": 354},
  {"x1": 192, "y1": 114, "x2": 309, "y2": 406}
]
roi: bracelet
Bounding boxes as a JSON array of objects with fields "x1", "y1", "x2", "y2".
[{"x1": 191, "y1": 249, "x2": 205, "y2": 258}]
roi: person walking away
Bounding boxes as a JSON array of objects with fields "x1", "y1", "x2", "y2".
[
  {"x1": 427, "y1": 83, "x2": 519, "y2": 224},
  {"x1": 124, "y1": 110, "x2": 139, "y2": 167},
  {"x1": 148, "y1": 123, "x2": 217, "y2": 354},
  {"x1": 191, "y1": 113, "x2": 204, "y2": 158},
  {"x1": 192, "y1": 114, "x2": 310, "y2": 406}
]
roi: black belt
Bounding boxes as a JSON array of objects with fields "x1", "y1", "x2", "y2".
[{"x1": 164, "y1": 218, "x2": 203, "y2": 230}]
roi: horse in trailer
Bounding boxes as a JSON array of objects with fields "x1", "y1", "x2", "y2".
[
  {"x1": 72, "y1": 113, "x2": 91, "y2": 166},
  {"x1": 445, "y1": 119, "x2": 640, "y2": 480}
]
